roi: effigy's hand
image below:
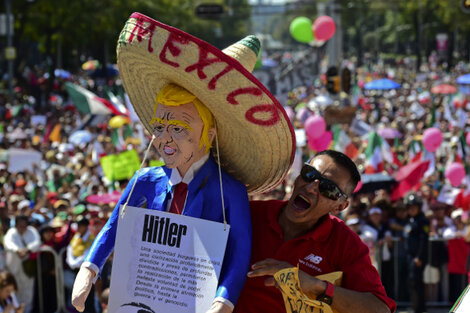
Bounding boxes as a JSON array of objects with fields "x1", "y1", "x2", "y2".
[
  {"x1": 71, "y1": 267, "x2": 96, "y2": 312},
  {"x1": 206, "y1": 301, "x2": 232, "y2": 313}
]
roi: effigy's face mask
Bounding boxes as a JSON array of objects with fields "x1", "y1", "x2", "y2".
[{"x1": 151, "y1": 102, "x2": 206, "y2": 175}]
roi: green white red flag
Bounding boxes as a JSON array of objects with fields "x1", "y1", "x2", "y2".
[
  {"x1": 364, "y1": 132, "x2": 393, "y2": 173},
  {"x1": 65, "y1": 82, "x2": 123, "y2": 115},
  {"x1": 332, "y1": 125, "x2": 358, "y2": 159}
]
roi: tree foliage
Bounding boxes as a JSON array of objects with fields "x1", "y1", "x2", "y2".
[
  {"x1": 340, "y1": 0, "x2": 470, "y2": 66},
  {"x1": 8, "y1": 0, "x2": 250, "y2": 73}
]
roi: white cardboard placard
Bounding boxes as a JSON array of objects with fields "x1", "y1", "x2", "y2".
[{"x1": 108, "y1": 206, "x2": 230, "y2": 313}]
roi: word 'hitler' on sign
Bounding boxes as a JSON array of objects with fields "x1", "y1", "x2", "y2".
[{"x1": 142, "y1": 215, "x2": 188, "y2": 248}]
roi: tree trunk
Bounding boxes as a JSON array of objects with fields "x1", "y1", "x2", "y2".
[
  {"x1": 45, "y1": 28, "x2": 57, "y2": 111},
  {"x1": 413, "y1": 10, "x2": 421, "y2": 72},
  {"x1": 356, "y1": 25, "x2": 363, "y2": 67},
  {"x1": 447, "y1": 29, "x2": 454, "y2": 72}
]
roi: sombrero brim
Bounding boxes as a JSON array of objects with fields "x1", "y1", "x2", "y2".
[{"x1": 117, "y1": 13, "x2": 295, "y2": 194}]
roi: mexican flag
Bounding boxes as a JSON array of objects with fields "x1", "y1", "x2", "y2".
[
  {"x1": 351, "y1": 83, "x2": 361, "y2": 106},
  {"x1": 452, "y1": 91, "x2": 469, "y2": 109},
  {"x1": 391, "y1": 159, "x2": 431, "y2": 201},
  {"x1": 408, "y1": 138, "x2": 435, "y2": 178},
  {"x1": 364, "y1": 132, "x2": 393, "y2": 173},
  {"x1": 409, "y1": 139, "x2": 423, "y2": 162},
  {"x1": 106, "y1": 90, "x2": 130, "y2": 116},
  {"x1": 65, "y1": 82, "x2": 123, "y2": 115},
  {"x1": 332, "y1": 125, "x2": 358, "y2": 159}
]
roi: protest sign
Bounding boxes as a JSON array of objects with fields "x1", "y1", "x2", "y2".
[
  {"x1": 30, "y1": 115, "x2": 47, "y2": 126},
  {"x1": 8, "y1": 148, "x2": 42, "y2": 172},
  {"x1": 100, "y1": 150, "x2": 141, "y2": 181},
  {"x1": 108, "y1": 206, "x2": 230, "y2": 313},
  {"x1": 149, "y1": 160, "x2": 165, "y2": 168}
]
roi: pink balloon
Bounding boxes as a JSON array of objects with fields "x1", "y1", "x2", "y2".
[
  {"x1": 422, "y1": 127, "x2": 443, "y2": 152},
  {"x1": 308, "y1": 131, "x2": 332, "y2": 151},
  {"x1": 445, "y1": 162, "x2": 466, "y2": 187},
  {"x1": 466, "y1": 132, "x2": 470, "y2": 147},
  {"x1": 304, "y1": 115, "x2": 326, "y2": 139},
  {"x1": 313, "y1": 16, "x2": 336, "y2": 41}
]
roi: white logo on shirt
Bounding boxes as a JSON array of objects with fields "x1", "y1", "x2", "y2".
[{"x1": 304, "y1": 253, "x2": 323, "y2": 264}]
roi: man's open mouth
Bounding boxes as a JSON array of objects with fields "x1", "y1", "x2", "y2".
[
  {"x1": 293, "y1": 194, "x2": 311, "y2": 211},
  {"x1": 163, "y1": 146, "x2": 176, "y2": 155}
]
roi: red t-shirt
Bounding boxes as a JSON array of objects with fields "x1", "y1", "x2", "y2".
[
  {"x1": 447, "y1": 238, "x2": 470, "y2": 274},
  {"x1": 234, "y1": 200, "x2": 396, "y2": 313}
]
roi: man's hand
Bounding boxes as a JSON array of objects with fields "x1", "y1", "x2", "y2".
[
  {"x1": 15, "y1": 303, "x2": 25, "y2": 313},
  {"x1": 247, "y1": 258, "x2": 326, "y2": 298},
  {"x1": 71, "y1": 267, "x2": 96, "y2": 312},
  {"x1": 247, "y1": 258, "x2": 292, "y2": 286},
  {"x1": 413, "y1": 257, "x2": 422, "y2": 267},
  {"x1": 17, "y1": 248, "x2": 29, "y2": 259},
  {"x1": 206, "y1": 301, "x2": 232, "y2": 313}
]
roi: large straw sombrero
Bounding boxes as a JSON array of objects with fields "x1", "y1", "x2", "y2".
[{"x1": 117, "y1": 12, "x2": 295, "y2": 194}]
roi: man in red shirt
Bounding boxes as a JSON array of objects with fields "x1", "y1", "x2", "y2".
[{"x1": 235, "y1": 150, "x2": 396, "y2": 313}]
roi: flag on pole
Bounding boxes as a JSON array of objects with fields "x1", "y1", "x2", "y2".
[
  {"x1": 429, "y1": 99, "x2": 436, "y2": 127},
  {"x1": 351, "y1": 83, "x2": 361, "y2": 106},
  {"x1": 409, "y1": 139, "x2": 423, "y2": 162},
  {"x1": 444, "y1": 95, "x2": 458, "y2": 127},
  {"x1": 332, "y1": 125, "x2": 358, "y2": 159},
  {"x1": 111, "y1": 128, "x2": 125, "y2": 149},
  {"x1": 123, "y1": 124, "x2": 133, "y2": 140},
  {"x1": 391, "y1": 159, "x2": 431, "y2": 201},
  {"x1": 65, "y1": 82, "x2": 123, "y2": 115},
  {"x1": 106, "y1": 90, "x2": 130, "y2": 116},
  {"x1": 364, "y1": 132, "x2": 393, "y2": 173}
]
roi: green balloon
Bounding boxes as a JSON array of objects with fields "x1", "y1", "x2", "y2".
[{"x1": 290, "y1": 17, "x2": 314, "y2": 43}]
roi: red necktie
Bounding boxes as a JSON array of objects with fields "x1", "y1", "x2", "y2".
[{"x1": 169, "y1": 183, "x2": 188, "y2": 215}]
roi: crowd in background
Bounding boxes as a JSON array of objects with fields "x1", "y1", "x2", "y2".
[{"x1": 0, "y1": 55, "x2": 469, "y2": 312}]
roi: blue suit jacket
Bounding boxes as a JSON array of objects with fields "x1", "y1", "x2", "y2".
[{"x1": 85, "y1": 156, "x2": 252, "y2": 305}]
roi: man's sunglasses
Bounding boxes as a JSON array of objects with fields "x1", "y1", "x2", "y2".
[{"x1": 300, "y1": 163, "x2": 348, "y2": 201}]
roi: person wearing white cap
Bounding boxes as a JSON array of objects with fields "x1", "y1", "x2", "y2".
[
  {"x1": 72, "y1": 12, "x2": 295, "y2": 313},
  {"x1": 17, "y1": 200, "x2": 31, "y2": 215},
  {"x1": 443, "y1": 208, "x2": 467, "y2": 239},
  {"x1": 3, "y1": 215, "x2": 41, "y2": 313}
]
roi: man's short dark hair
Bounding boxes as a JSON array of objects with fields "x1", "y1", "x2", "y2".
[
  {"x1": 15, "y1": 215, "x2": 29, "y2": 226},
  {"x1": 314, "y1": 150, "x2": 361, "y2": 194}
]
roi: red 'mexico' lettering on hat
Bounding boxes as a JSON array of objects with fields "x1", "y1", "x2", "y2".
[
  {"x1": 185, "y1": 48, "x2": 224, "y2": 80},
  {"x1": 128, "y1": 18, "x2": 156, "y2": 53},
  {"x1": 246, "y1": 104, "x2": 280, "y2": 126},
  {"x1": 227, "y1": 87, "x2": 263, "y2": 105},
  {"x1": 159, "y1": 33, "x2": 189, "y2": 68}
]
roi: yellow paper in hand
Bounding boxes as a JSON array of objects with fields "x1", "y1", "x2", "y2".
[{"x1": 274, "y1": 267, "x2": 343, "y2": 313}]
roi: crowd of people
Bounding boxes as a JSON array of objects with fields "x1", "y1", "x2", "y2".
[{"x1": 0, "y1": 53, "x2": 468, "y2": 313}]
